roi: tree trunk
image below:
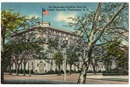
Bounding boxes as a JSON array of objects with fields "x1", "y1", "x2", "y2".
[
  {"x1": 58, "y1": 65, "x2": 61, "y2": 75},
  {"x1": 1, "y1": 52, "x2": 4, "y2": 83},
  {"x1": 77, "y1": 62, "x2": 88, "y2": 84},
  {"x1": 16, "y1": 65, "x2": 18, "y2": 75},
  {"x1": 69, "y1": 64, "x2": 72, "y2": 75},
  {"x1": 29, "y1": 62, "x2": 31, "y2": 76},
  {"x1": 92, "y1": 65, "x2": 96, "y2": 74},
  {"x1": 21, "y1": 63, "x2": 22, "y2": 71},
  {"x1": 23, "y1": 63, "x2": 26, "y2": 76},
  {"x1": 29, "y1": 70, "x2": 31, "y2": 76},
  {"x1": 16, "y1": 64, "x2": 19, "y2": 75},
  {"x1": 77, "y1": 40, "x2": 93, "y2": 84},
  {"x1": 1, "y1": 24, "x2": 6, "y2": 84},
  {"x1": 1, "y1": 34, "x2": 5, "y2": 83},
  {"x1": 9, "y1": 65, "x2": 12, "y2": 75}
]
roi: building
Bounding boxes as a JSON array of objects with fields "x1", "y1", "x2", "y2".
[{"x1": 11, "y1": 22, "x2": 106, "y2": 74}]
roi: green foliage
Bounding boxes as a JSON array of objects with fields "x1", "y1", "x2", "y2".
[
  {"x1": 4, "y1": 43, "x2": 13, "y2": 69},
  {"x1": 1, "y1": 8, "x2": 40, "y2": 42},
  {"x1": 1, "y1": 8, "x2": 42, "y2": 70},
  {"x1": 47, "y1": 36, "x2": 59, "y2": 50},
  {"x1": 53, "y1": 51, "x2": 63, "y2": 65},
  {"x1": 1, "y1": 9, "x2": 26, "y2": 40},
  {"x1": 101, "y1": 39, "x2": 128, "y2": 71},
  {"x1": 104, "y1": 40, "x2": 122, "y2": 59},
  {"x1": 1, "y1": 8, "x2": 40, "y2": 82},
  {"x1": 67, "y1": 45, "x2": 80, "y2": 65}
]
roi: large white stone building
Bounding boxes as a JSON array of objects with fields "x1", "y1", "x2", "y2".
[{"x1": 11, "y1": 22, "x2": 107, "y2": 74}]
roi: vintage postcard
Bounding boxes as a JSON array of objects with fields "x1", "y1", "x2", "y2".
[{"x1": 1, "y1": 2, "x2": 128, "y2": 84}]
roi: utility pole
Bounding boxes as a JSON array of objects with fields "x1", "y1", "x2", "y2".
[
  {"x1": 64, "y1": 48, "x2": 67, "y2": 81},
  {"x1": 62, "y1": 37, "x2": 68, "y2": 81}
]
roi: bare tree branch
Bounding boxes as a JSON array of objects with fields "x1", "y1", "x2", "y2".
[
  {"x1": 92, "y1": 3, "x2": 127, "y2": 45},
  {"x1": 94, "y1": 40, "x2": 116, "y2": 46},
  {"x1": 91, "y1": 3, "x2": 103, "y2": 31},
  {"x1": 73, "y1": 62, "x2": 82, "y2": 69},
  {"x1": 87, "y1": 3, "x2": 103, "y2": 46}
]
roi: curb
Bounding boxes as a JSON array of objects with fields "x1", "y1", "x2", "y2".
[
  {"x1": 87, "y1": 78, "x2": 128, "y2": 82},
  {"x1": 4, "y1": 79, "x2": 77, "y2": 84}
]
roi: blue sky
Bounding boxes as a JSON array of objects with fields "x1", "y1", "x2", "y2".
[{"x1": 1, "y1": 2, "x2": 98, "y2": 31}]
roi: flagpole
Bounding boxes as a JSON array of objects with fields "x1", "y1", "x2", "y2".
[{"x1": 42, "y1": 8, "x2": 43, "y2": 25}]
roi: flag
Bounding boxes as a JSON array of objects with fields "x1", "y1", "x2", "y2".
[{"x1": 42, "y1": 8, "x2": 49, "y2": 15}]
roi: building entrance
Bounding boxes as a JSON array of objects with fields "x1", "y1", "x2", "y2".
[{"x1": 39, "y1": 61, "x2": 44, "y2": 73}]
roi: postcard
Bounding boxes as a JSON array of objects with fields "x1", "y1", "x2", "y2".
[{"x1": 1, "y1": 2, "x2": 128, "y2": 84}]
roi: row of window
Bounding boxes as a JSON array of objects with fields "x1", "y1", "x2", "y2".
[
  {"x1": 44, "y1": 29, "x2": 79, "y2": 40},
  {"x1": 13, "y1": 28, "x2": 79, "y2": 41}
]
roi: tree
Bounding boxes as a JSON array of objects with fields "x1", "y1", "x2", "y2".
[
  {"x1": 10, "y1": 26, "x2": 46, "y2": 76},
  {"x1": 1, "y1": 9, "x2": 26, "y2": 82},
  {"x1": 101, "y1": 39, "x2": 128, "y2": 72},
  {"x1": 117, "y1": 48, "x2": 128, "y2": 72},
  {"x1": 21, "y1": 43, "x2": 42, "y2": 76},
  {"x1": 1, "y1": 8, "x2": 40, "y2": 82},
  {"x1": 53, "y1": 51, "x2": 63, "y2": 75},
  {"x1": 67, "y1": 3, "x2": 128, "y2": 84},
  {"x1": 47, "y1": 35, "x2": 65, "y2": 73},
  {"x1": 11, "y1": 43, "x2": 24, "y2": 75},
  {"x1": 100, "y1": 46, "x2": 113, "y2": 71},
  {"x1": 67, "y1": 44, "x2": 80, "y2": 75},
  {"x1": 4, "y1": 42, "x2": 14, "y2": 74},
  {"x1": 91, "y1": 46, "x2": 103, "y2": 74}
]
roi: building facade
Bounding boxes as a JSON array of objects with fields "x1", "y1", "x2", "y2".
[{"x1": 11, "y1": 22, "x2": 106, "y2": 73}]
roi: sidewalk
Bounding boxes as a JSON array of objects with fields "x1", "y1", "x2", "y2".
[
  {"x1": 86, "y1": 74, "x2": 128, "y2": 82},
  {"x1": 4, "y1": 73, "x2": 129, "y2": 84}
]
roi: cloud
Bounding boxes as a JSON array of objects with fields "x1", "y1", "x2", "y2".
[
  {"x1": 28, "y1": 14, "x2": 41, "y2": 19},
  {"x1": 55, "y1": 12, "x2": 76, "y2": 23}
]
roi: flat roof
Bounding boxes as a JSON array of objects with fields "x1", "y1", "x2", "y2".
[{"x1": 11, "y1": 25, "x2": 73, "y2": 37}]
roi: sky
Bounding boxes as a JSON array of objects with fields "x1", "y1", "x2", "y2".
[
  {"x1": 1, "y1": 2, "x2": 98, "y2": 31},
  {"x1": 1, "y1": 2, "x2": 128, "y2": 46}
]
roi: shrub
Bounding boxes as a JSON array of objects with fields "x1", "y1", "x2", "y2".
[
  {"x1": 11, "y1": 69, "x2": 16, "y2": 73},
  {"x1": 60, "y1": 70, "x2": 64, "y2": 74},
  {"x1": 55, "y1": 69, "x2": 58, "y2": 74},
  {"x1": 66, "y1": 70, "x2": 69, "y2": 73},
  {"x1": 87, "y1": 70, "x2": 93, "y2": 73},
  {"x1": 98, "y1": 70, "x2": 101, "y2": 73},
  {"x1": 102, "y1": 72, "x2": 128, "y2": 76},
  {"x1": 11, "y1": 69, "x2": 34, "y2": 74},
  {"x1": 71, "y1": 70, "x2": 74, "y2": 72},
  {"x1": 47, "y1": 70, "x2": 55, "y2": 74}
]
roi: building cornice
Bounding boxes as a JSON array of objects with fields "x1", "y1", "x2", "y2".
[{"x1": 11, "y1": 25, "x2": 73, "y2": 37}]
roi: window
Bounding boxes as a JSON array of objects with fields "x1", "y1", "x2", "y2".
[
  {"x1": 68, "y1": 34, "x2": 70, "y2": 38},
  {"x1": 70, "y1": 35, "x2": 72, "y2": 39},
  {"x1": 64, "y1": 33, "x2": 66, "y2": 37},
  {"x1": 73, "y1": 36, "x2": 75, "y2": 39},
  {"x1": 54, "y1": 31, "x2": 56, "y2": 35},
  {"x1": 56, "y1": 31, "x2": 58, "y2": 36},
  {"x1": 61, "y1": 33, "x2": 63, "y2": 37},
  {"x1": 51, "y1": 30, "x2": 54, "y2": 35},
  {"x1": 59, "y1": 32, "x2": 61, "y2": 36}
]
